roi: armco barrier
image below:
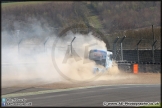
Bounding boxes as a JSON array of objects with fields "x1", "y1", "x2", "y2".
[
  {"x1": 138, "y1": 64, "x2": 161, "y2": 73},
  {"x1": 117, "y1": 63, "x2": 161, "y2": 73}
]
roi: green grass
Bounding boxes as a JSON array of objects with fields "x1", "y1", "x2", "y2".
[
  {"x1": 1, "y1": 1, "x2": 69, "y2": 8},
  {"x1": 2, "y1": 1, "x2": 49, "y2": 8}
]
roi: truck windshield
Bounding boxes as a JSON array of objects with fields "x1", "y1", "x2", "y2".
[{"x1": 89, "y1": 50, "x2": 107, "y2": 67}]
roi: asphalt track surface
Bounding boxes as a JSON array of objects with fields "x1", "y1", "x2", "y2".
[{"x1": 2, "y1": 84, "x2": 161, "y2": 107}]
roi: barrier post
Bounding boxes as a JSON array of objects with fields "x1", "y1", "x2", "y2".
[
  {"x1": 137, "y1": 39, "x2": 142, "y2": 63},
  {"x1": 119, "y1": 36, "x2": 126, "y2": 61},
  {"x1": 113, "y1": 37, "x2": 119, "y2": 60},
  {"x1": 133, "y1": 64, "x2": 138, "y2": 74},
  {"x1": 152, "y1": 40, "x2": 157, "y2": 63}
]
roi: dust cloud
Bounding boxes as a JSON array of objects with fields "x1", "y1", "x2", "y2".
[
  {"x1": 53, "y1": 32, "x2": 137, "y2": 84},
  {"x1": 2, "y1": 19, "x2": 137, "y2": 88}
]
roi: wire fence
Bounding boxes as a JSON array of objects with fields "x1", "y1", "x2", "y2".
[
  {"x1": 2, "y1": 26, "x2": 161, "y2": 72},
  {"x1": 110, "y1": 35, "x2": 161, "y2": 73},
  {"x1": 112, "y1": 37, "x2": 161, "y2": 64}
]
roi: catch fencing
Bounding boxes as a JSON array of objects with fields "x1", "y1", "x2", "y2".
[
  {"x1": 2, "y1": 26, "x2": 161, "y2": 73},
  {"x1": 111, "y1": 36, "x2": 161, "y2": 73}
]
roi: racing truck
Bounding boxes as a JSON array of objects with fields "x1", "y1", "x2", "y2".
[{"x1": 89, "y1": 49, "x2": 113, "y2": 73}]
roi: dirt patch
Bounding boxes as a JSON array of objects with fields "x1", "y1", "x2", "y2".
[
  {"x1": 34, "y1": 72, "x2": 161, "y2": 89},
  {"x1": 2, "y1": 72, "x2": 160, "y2": 95},
  {"x1": 3, "y1": 71, "x2": 160, "y2": 89}
]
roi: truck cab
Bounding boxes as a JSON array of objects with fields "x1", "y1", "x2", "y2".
[{"x1": 89, "y1": 49, "x2": 113, "y2": 73}]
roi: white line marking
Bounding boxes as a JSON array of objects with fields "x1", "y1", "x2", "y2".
[{"x1": 2, "y1": 84, "x2": 160, "y2": 98}]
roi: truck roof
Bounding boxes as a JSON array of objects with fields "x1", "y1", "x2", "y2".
[{"x1": 90, "y1": 49, "x2": 113, "y2": 55}]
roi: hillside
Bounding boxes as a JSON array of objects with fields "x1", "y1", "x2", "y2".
[{"x1": 2, "y1": 1, "x2": 160, "y2": 32}]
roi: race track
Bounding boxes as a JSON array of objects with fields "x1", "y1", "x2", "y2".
[{"x1": 2, "y1": 84, "x2": 160, "y2": 107}]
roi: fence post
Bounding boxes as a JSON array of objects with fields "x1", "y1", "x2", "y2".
[
  {"x1": 18, "y1": 39, "x2": 23, "y2": 53},
  {"x1": 44, "y1": 37, "x2": 50, "y2": 52},
  {"x1": 16, "y1": 30, "x2": 23, "y2": 54},
  {"x1": 137, "y1": 39, "x2": 142, "y2": 63},
  {"x1": 71, "y1": 37, "x2": 76, "y2": 56},
  {"x1": 120, "y1": 36, "x2": 126, "y2": 61},
  {"x1": 113, "y1": 37, "x2": 119, "y2": 60},
  {"x1": 152, "y1": 40, "x2": 157, "y2": 63},
  {"x1": 152, "y1": 25, "x2": 155, "y2": 43}
]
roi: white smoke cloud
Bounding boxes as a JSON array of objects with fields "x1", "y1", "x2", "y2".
[{"x1": 2, "y1": 18, "x2": 128, "y2": 88}]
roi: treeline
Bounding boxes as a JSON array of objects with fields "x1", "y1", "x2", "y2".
[
  {"x1": 2, "y1": 1, "x2": 161, "y2": 36},
  {"x1": 1, "y1": 1, "x2": 29, "y2": 3}
]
